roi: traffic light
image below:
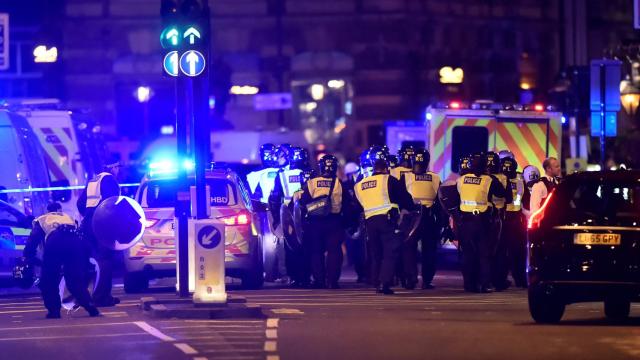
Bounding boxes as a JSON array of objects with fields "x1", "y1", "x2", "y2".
[{"x1": 160, "y1": 0, "x2": 208, "y2": 78}]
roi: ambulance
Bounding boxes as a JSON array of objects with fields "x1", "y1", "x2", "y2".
[{"x1": 387, "y1": 101, "x2": 563, "y2": 181}]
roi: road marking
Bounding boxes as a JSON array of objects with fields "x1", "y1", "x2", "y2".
[
  {"x1": 266, "y1": 318, "x2": 279, "y2": 328},
  {"x1": 266, "y1": 329, "x2": 278, "y2": 339},
  {"x1": 271, "y1": 308, "x2": 304, "y2": 314},
  {"x1": 267, "y1": 356, "x2": 280, "y2": 360},
  {"x1": 193, "y1": 357, "x2": 207, "y2": 360},
  {"x1": 162, "y1": 325, "x2": 261, "y2": 329},
  {"x1": 10, "y1": 315, "x2": 22, "y2": 318},
  {"x1": 102, "y1": 311, "x2": 128, "y2": 317},
  {"x1": 175, "y1": 343, "x2": 199, "y2": 355},
  {"x1": 134, "y1": 321, "x2": 176, "y2": 342},
  {"x1": 0, "y1": 309, "x2": 45, "y2": 315},
  {"x1": 0, "y1": 332, "x2": 148, "y2": 341}
]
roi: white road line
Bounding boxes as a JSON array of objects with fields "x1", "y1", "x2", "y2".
[
  {"x1": 264, "y1": 340, "x2": 277, "y2": 352},
  {"x1": 134, "y1": 321, "x2": 176, "y2": 342},
  {"x1": 266, "y1": 329, "x2": 278, "y2": 339},
  {"x1": 266, "y1": 318, "x2": 279, "y2": 328},
  {"x1": 0, "y1": 309, "x2": 46, "y2": 315},
  {"x1": 193, "y1": 357, "x2": 208, "y2": 360},
  {"x1": 267, "y1": 356, "x2": 280, "y2": 360},
  {"x1": 0, "y1": 332, "x2": 148, "y2": 341},
  {"x1": 174, "y1": 343, "x2": 199, "y2": 355},
  {"x1": 162, "y1": 325, "x2": 261, "y2": 329},
  {"x1": 270, "y1": 309, "x2": 304, "y2": 314}
]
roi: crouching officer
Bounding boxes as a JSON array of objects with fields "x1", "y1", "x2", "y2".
[
  {"x1": 298, "y1": 155, "x2": 349, "y2": 289},
  {"x1": 501, "y1": 157, "x2": 527, "y2": 288},
  {"x1": 24, "y1": 203, "x2": 100, "y2": 319},
  {"x1": 401, "y1": 149, "x2": 442, "y2": 289},
  {"x1": 354, "y1": 152, "x2": 415, "y2": 295},
  {"x1": 456, "y1": 153, "x2": 509, "y2": 293},
  {"x1": 77, "y1": 162, "x2": 121, "y2": 307}
]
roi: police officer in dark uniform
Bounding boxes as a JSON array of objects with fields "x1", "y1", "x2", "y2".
[
  {"x1": 456, "y1": 153, "x2": 511, "y2": 293},
  {"x1": 270, "y1": 147, "x2": 311, "y2": 287},
  {"x1": 298, "y1": 155, "x2": 350, "y2": 289},
  {"x1": 25, "y1": 203, "x2": 100, "y2": 318},
  {"x1": 391, "y1": 146, "x2": 415, "y2": 180},
  {"x1": 77, "y1": 162, "x2": 121, "y2": 307},
  {"x1": 354, "y1": 151, "x2": 415, "y2": 294},
  {"x1": 501, "y1": 156, "x2": 527, "y2": 288},
  {"x1": 486, "y1": 151, "x2": 511, "y2": 291},
  {"x1": 401, "y1": 149, "x2": 442, "y2": 289}
]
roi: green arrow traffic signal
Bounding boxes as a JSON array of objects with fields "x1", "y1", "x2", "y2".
[
  {"x1": 160, "y1": 27, "x2": 180, "y2": 48},
  {"x1": 183, "y1": 27, "x2": 201, "y2": 45}
]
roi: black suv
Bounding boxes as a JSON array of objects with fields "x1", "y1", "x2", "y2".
[{"x1": 527, "y1": 170, "x2": 640, "y2": 323}]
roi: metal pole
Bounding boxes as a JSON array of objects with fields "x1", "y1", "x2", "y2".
[
  {"x1": 599, "y1": 64, "x2": 606, "y2": 170},
  {"x1": 176, "y1": 74, "x2": 191, "y2": 297},
  {"x1": 193, "y1": 4, "x2": 210, "y2": 220}
]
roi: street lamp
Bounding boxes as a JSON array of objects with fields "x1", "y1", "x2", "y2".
[
  {"x1": 620, "y1": 78, "x2": 640, "y2": 115},
  {"x1": 134, "y1": 86, "x2": 153, "y2": 135}
]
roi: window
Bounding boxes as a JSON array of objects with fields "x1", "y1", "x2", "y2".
[
  {"x1": 565, "y1": 182, "x2": 640, "y2": 220},
  {"x1": 450, "y1": 125, "x2": 489, "y2": 173},
  {"x1": 141, "y1": 178, "x2": 237, "y2": 209}
]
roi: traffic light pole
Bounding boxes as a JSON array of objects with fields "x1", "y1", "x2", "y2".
[
  {"x1": 599, "y1": 64, "x2": 606, "y2": 170},
  {"x1": 193, "y1": 3, "x2": 210, "y2": 220},
  {"x1": 176, "y1": 74, "x2": 191, "y2": 298}
]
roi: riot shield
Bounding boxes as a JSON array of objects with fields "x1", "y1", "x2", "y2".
[{"x1": 281, "y1": 203, "x2": 302, "y2": 251}]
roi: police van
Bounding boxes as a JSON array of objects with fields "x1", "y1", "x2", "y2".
[{"x1": 124, "y1": 163, "x2": 266, "y2": 292}]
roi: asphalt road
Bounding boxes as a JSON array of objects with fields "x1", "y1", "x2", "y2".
[{"x1": 1, "y1": 271, "x2": 640, "y2": 360}]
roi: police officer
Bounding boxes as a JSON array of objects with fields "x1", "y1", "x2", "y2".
[
  {"x1": 25, "y1": 203, "x2": 100, "y2": 318},
  {"x1": 342, "y1": 161, "x2": 368, "y2": 283},
  {"x1": 456, "y1": 153, "x2": 510, "y2": 293},
  {"x1": 270, "y1": 147, "x2": 310, "y2": 287},
  {"x1": 438, "y1": 155, "x2": 469, "y2": 248},
  {"x1": 401, "y1": 149, "x2": 442, "y2": 289},
  {"x1": 354, "y1": 151, "x2": 415, "y2": 294},
  {"x1": 501, "y1": 156, "x2": 527, "y2": 288},
  {"x1": 486, "y1": 151, "x2": 511, "y2": 291},
  {"x1": 357, "y1": 149, "x2": 373, "y2": 181},
  {"x1": 388, "y1": 155, "x2": 399, "y2": 169},
  {"x1": 299, "y1": 155, "x2": 350, "y2": 289},
  {"x1": 521, "y1": 165, "x2": 541, "y2": 220},
  {"x1": 247, "y1": 143, "x2": 278, "y2": 201},
  {"x1": 391, "y1": 146, "x2": 415, "y2": 180},
  {"x1": 77, "y1": 162, "x2": 121, "y2": 307}
]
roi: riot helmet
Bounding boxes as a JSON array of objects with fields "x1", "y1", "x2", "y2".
[
  {"x1": 522, "y1": 165, "x2": 541, "y2": 186},
  {"x1": 289, "y1": 147, "x2": 309, "y2": 170},
  {"x1": 498, "y1": 149, "x2": 514, "y2": 160},
  {"x1": 413, "y1": 149, "x2": 430, "y2": 174},
  {"x1": 469, "y1": 153, "x2": 487, "y2": 176},
  {"x1": 259, "y1": 143, "x2": 277, "y2": 168},
  {"x1": 459, "y1": 154, "x2": 472, "y2": 175},
  {"x1": 486, "y1": 151, "x2": 501, "y2": 174},
  {"x1": 359, "y1": 149, "x2": 372, "y2": 169},
  {"x1": 275, "y1": 144, "x2": 292, "y2": 168},
  {"x1": 398, "y1": 146, "x2": 415, "y2": 168},
  {"x1": 501, "y1": 157, "x2": 518, "y2": 179},
  {"x1": 319, "y1": 155, "x2": 339, "y2": 178},
  {"x1": 388, "y1": 155, "x2": 399, "y2": 169}
]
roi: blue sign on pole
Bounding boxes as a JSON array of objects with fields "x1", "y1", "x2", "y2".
[
  {"x1": 590, "y1": 111, "x2": 617, "y2": 137},
  {"x1": 179, "y1": 50, "x2": 206, "y2": 77},
  {"x1": 163, "y1": 51, "x2": 179, "y2": 77},
  {"x1": 0, "y1": 14, "x2": 9, "y2": 71},
  {"x1": 590, "y1": 59, "x2": 621, "y2": 112},
  {"x1": 197, "y1": 225, "x2": 221, "y2": 250}
]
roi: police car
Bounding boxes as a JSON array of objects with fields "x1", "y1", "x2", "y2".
[
  {"x1": 0, "y1": 201, "x2": 32, "y2": 281},
  {"x1": 527, "y1": 170, "x2": 640, "y2": 323},
  {"x1": 123, "y1": 164, "x2": 265, "y2": 292}
]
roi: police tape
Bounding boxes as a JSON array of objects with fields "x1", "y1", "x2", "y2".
[{"x1": 0, "y1": 183, "x2": 141, "y2": 194}]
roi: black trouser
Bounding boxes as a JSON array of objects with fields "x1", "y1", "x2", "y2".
[
  {"x1": 490, "y1": 210, "x2": 509, "y2": 289},
  {"x1": 80, "y1": 214, "x2": 115, "y2": 303},
  {"x1": 284, "y1": 230, "x2": 310, "y2": 285},
  {"x1": 400, "y1": 207, "x2": 440, "y2": 287},
  {"x1": 349, "y1": 223, "x2": 368, "y2": 282},
  {"x1": 457, "y1": 212, "x2": 492, "y2": 291},
  {"x1": 40, "y1": 226, "x2": 95, "y2": 314},
  {"x1": 503, "y1": 211, "x2": 527, "y2": 287},
  {"x1": 365, "y1": 213, "x2": 401, "y2": 288},
  {"x1": 307, "y1": 215, "x2": 343, "y2": 286}
]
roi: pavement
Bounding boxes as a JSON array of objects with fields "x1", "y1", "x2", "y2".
[{"x1": 1, "y1": 270, "x2": 640, "y2": 360}]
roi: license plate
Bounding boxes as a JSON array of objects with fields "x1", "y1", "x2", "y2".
[{"x1": 573, "y1": 233, "x2": 621, "y2": 246}]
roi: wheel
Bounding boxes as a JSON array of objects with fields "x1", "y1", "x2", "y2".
[
  {"x1": 242, "y1": 242, "x2": 264, "y2": 290},
  {"x1": 528, "y1": 285, "x2": 565, "y2": 324},
  {"x1": 604, "y1": 298, "x2": 630, "y2": 320},
  {"x1": 123, "y1": 272, "x2": 149, "y2": 293}
]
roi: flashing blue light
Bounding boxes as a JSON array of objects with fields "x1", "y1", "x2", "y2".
[
  {"x1": 209, "y1": 96, "x2": 216, "y2": 109},
  {"x1": 148, "y1": 158, "x2": 195, "y2": 176},
  {"x1": 426, "y1": 112, "x2": 433, "y2": 121},
  {"x1": 561, "y1": 116, "x2": 567, "y2": 124}
]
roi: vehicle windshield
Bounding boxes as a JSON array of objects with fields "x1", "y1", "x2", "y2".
[
  {"x1": 560, "y1": 180, "x2": 640, "y2": 225},
  {"x1": 141, "y1": 178, "x2": 237, "y2": 208}
]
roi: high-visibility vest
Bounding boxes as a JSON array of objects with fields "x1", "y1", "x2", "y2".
[
  {"x1": 257, "y1": 168, "x2": 279, "y2": 203},
  {"x1": 404, "y1": 171, "x2": 441, "y2": 207},
  {"x1": 307, "y1": 177, "x2": 343, "y2": 214},
  {"x1": 354, "y1": 174, "x2": 399, "y2": 219},
  {"x1": 86, "y1": 172, "x2": 116, "y2": 208},
  {"x1": 506, "y1": 177, "x2": 524, "y2": 212},
  {"x1": 35, "y1": 212, "x2": 76, "y2": 240},
  {"x1": 491, "y1": 173, "x2": 508, "y2": 209},
  {"x1": 279, "y1": 169, "x2": 303, "y2": 204},
  {"x1": 247, "y1": 168, "x2": 269, "y2": 193},
  {"x1": 390, "y1": 166, "x2": 412, "y2": 180},
  {"x1": 456, "y1": 174, "x2": 492, "y2": 213}
]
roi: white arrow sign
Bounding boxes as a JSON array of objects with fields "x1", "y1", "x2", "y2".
[
  {"x1": 183, "y1": 27, "x2": 201, "y2": 45},
  {"x1": 179, "y1": 50, "x2": 205, "y2": 77},
  {"x1": 186, "y1": 51, "x2": 198, "y2": 75},
  {"x1": 165, "y1": 28, "x2": 179, "y2": 46}
]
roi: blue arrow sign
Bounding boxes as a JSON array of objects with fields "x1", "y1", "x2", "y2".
[
  {"x1": 163, "y1": 51, "x2": 179, "y2": 77},
  {"x1": 197, "y1": 225, "x2": 221, "y2": 250},
  {"x1": 179, "y1": 50, "x2": 205, "y2": 77}
]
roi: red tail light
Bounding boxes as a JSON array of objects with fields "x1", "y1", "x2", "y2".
[
  {"x1": 534, "y1": 103, "x2": 544, "y2": 112},
  {"x1": 528, "y1": 191, "x2": 554, "y2": 230},
  {"x1": 219, "y1": 211, "x2": 251, "y2": 226},
  {"x1": 450, "y1": 101, "x2": 461, "y2": 109}
]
